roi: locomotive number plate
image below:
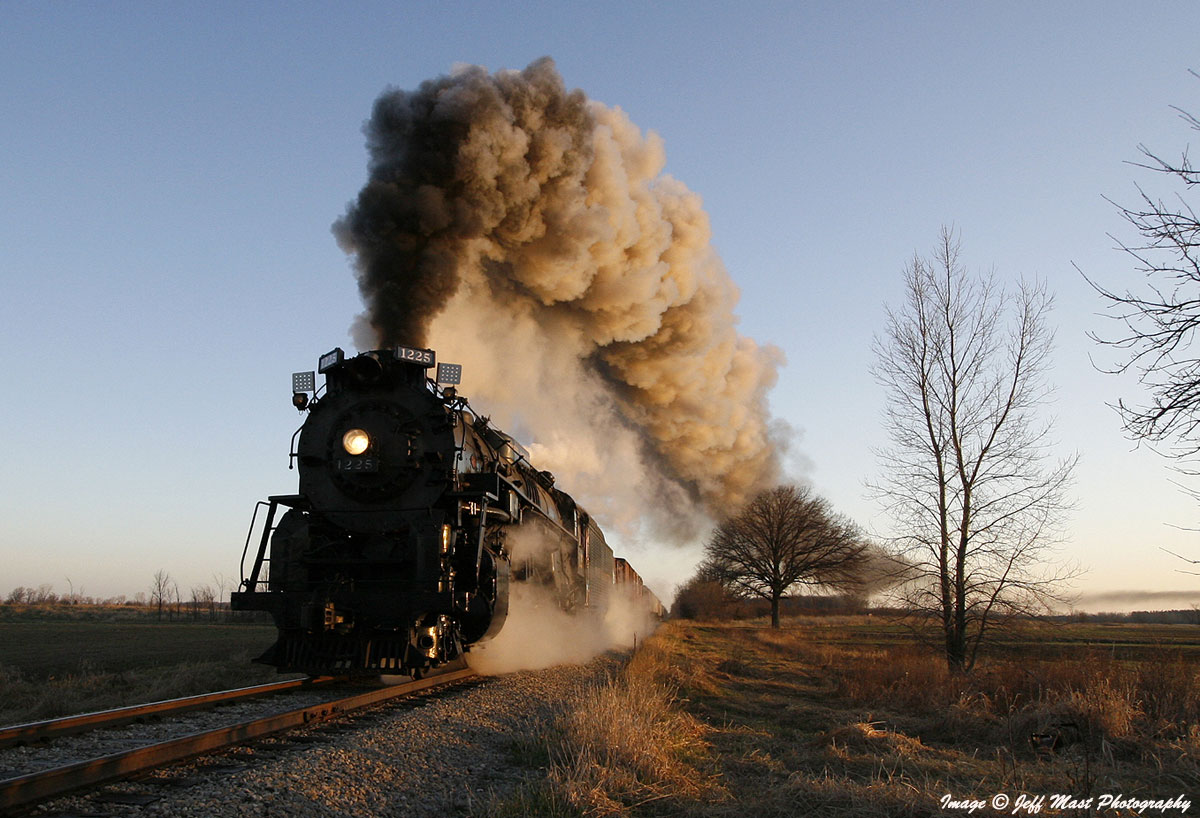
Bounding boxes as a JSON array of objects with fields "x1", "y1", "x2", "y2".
[
  {"x1": 395, "y1": 345, "x2": 434, "y2": 366},
  {"x1": 335, "y1": 457, "x2": 379, "y2": 472}
]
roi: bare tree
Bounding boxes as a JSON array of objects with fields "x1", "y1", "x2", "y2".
[
  {"x1": 150, "y1": 570, "x2": 171, "y2": 621},
  {"x1": 212, "y1": 572, "x2": 232, "y2": 621},
  {"x1": 870, "y1": 228, "x2": 1077, "y2": 672},
  {"x1": 63, "y1": 577, "x2": 85, "y2": 605},
  {"x1": 191, "y1": 584, "x2": 216, "y2": 620},
  {"x1": 1086, "y1": 81, "x2": 1200, "y2": 459},
  {"x1": 701, "y1": 485, "x2": 867, "y2": 628},
  {"x1": 31, "y1": 584, "x2": 57, "y2": 605},
  {"x1": 1084, "y1": 81, "x2": 1200, "y2": 575}
]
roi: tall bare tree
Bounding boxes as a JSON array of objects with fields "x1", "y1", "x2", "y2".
[
  {"x1": 871, "y1": 228, "x2": 1077, "y2": 672},
  {"x1": 1084, "y1": 81, "x2": 1200, "y2": 576},
  {"x1": 702, "y1": 485, "x2": 867, "y2": 628},
  {"x1": 212, "y1": 572, "x2": 232, "y2": 620},
  {"x1": 1087, "y1": 82, "x2": 1200, "y2": 459},
  {"x1": 150, "y1": 569, "x2": 171, "y2": 621}
]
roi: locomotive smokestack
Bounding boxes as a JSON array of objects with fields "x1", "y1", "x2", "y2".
[{"x1": 335, "y1": 58, "x2": 786, "y2": 528}]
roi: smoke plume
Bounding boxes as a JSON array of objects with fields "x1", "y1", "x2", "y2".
[{"x1": 335, "y1": 58, "x2": 783, "y2": 532}]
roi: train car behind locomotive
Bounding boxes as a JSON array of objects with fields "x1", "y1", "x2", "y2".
[{"x1": 232, "y1": 345, "x2": 651, "y2": 676}]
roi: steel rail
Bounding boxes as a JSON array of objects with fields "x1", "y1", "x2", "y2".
[
  {"x1": 0, "y1": 676, "x2": 336, "y2": 751},
  {"x1": 0, "y1": 668, "x2": 476, "y2": 813}
]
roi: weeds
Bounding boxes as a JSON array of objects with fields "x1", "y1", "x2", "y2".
[
  {"x1": 486, "y1": 633, "x2": 725, "y2": 817},
  {"x1": 491, "y1": 619, "x2": 1199, "y2": 816}
]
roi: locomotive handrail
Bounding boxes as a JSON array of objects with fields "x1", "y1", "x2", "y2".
[
  {"x1": 239, "y1": 496, "x2": 308, "y2": 590},
  {"x1": 288, "y1": 423, "x2": 304, "y2": 470},
  {"x1": 239, "y1": 500, "x2": 271, "y2": 587},
  {"x1": 244, "y1": 500, "x2": 283, "y2": 591}
]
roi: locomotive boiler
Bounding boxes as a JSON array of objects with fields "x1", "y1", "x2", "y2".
[{"x1": 231, "y1": 345, "x2": 634, "y2": 676}]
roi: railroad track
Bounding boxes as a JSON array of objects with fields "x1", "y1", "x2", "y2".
[
  {"x1": 0, "y1": 676, "x2": 335, "y2": 751},
  {"x1": 0, "y1": 667, "x2": 476, "y2": 813}
]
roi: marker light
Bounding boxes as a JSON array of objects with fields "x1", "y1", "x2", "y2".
[{"x1": 342, "y1": 429, "x2": 370, "y2": 455}]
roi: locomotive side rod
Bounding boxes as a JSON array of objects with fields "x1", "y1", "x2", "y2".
[
  {"x1": 474, "y1": 496, "x2": 490, "y2": 584},
  {"x1": 0, "y1": 667, "x2": 476, "y2": 813}
]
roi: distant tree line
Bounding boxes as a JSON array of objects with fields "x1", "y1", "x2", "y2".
[
  {"x1": 672, "y1": 584, "x2": 1200, "y2": 626},
  {"x1": 1057, "y1": 608, "x2": 1200, "y2": 625},
  {"x1": 671, "y1": 579, "x2": 868, "y2": 621},
  {"x1": 4, "y1": 570, "x2": 242, "y2": 622}
]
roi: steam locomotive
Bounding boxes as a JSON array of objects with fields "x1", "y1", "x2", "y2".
[{"x1": 231, "y1": 345, "x2": 660, "y2": 676}]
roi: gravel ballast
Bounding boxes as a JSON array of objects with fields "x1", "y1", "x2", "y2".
[{"x1": 29, "y1": 655, "x2": 621, "y2": 817}]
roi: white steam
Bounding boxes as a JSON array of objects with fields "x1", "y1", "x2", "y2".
[{"x1": 466, "y1": 582, "x2": 658, "y2": 676}]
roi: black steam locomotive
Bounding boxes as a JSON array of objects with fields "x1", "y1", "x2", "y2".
[{"x1": 232, "y1": 345, "x2": 655, "y2": 676}]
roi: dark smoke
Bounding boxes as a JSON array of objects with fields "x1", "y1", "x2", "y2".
[
  {"x1": 335, "y1": 60, "x2": 594, "y2": 347},
  {"x1": 335, "y1": 58, "x2": 784, "y2": 529}
]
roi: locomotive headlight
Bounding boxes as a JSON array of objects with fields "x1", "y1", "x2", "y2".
[{"x1": 342, "y1": 428, "x2": 371, "y2": 456}]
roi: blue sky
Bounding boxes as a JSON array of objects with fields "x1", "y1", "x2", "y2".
[{"x1": 3, "y1": 2, "x2": 1199, "y2": 609}]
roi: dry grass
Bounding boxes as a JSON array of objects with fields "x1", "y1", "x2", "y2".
[
  {"x1": 818, "y1": 638, "x2": 1199, "y2": 747},
  {"x1": 486, "y1": 635, "x2": 725, "y2": 817},
  {"x1": 490, "y1": 618, "x2": 1200, "y2": 816}
]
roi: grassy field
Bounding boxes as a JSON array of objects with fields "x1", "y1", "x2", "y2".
[
  {"x1": 791, "y1": 616, "x2": 1200, "y2": 661},
  {"x1": 0, "y1": 622, "x2": 278, "y2": 679},
  {"x1": 489, "y1": 617, "x2": 1200, "y2": 817},
  {"x1": 0, "y1": 609, "x2": 289, "y2": 725}
]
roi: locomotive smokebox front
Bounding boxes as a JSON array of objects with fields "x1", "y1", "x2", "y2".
[{"x1": 295, "y1": 352, "x2": 457, "y2": 532}]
